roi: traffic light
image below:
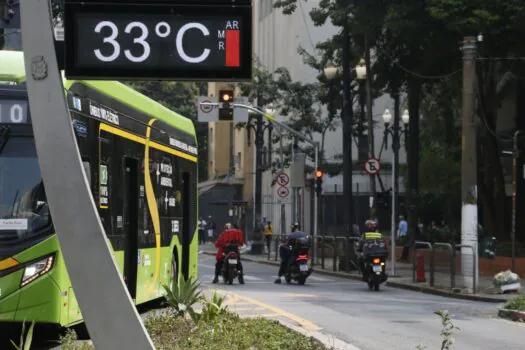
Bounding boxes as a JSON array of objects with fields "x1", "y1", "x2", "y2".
[
  {"x1": 315, "y1": 169, "x2": 324, "y2": 195},
  {"x1": 218, "y1": 89, "x2": 234, "y2": 121}
]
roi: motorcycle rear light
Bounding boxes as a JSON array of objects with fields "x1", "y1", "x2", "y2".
[{"x1": 372, "y1": 258, "x2": 381, "y2": 264}]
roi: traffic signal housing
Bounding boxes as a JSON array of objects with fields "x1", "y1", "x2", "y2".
[
  {"x1": 218, "y1": 89, "x2": 234, "y2": 121},
  {"x1": 315, "y1": 169, "x2": 324, "y2": 195}
]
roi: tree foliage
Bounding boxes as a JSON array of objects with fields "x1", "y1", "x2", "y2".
[{"x1": 273, "y1": 0, "x2": 525, "y2": 239}]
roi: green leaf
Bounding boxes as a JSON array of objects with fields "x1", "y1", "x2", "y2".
[{"x1": 23, "y1": 321, "x2": 35, "y2": 350}]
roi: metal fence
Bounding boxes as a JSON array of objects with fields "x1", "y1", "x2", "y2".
[{"x1": 412, "y1": 241, "x2": 478, "y2": 293}]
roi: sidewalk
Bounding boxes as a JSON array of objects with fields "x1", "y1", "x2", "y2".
[{"x1": 199, "y1": 243, "x2": 520, "y2": 303}]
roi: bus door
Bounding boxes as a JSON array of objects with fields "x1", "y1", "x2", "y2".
[
  {"x1": 181, "y1": 172, "x2": 191, "y2": 281},
  {"x1": 123, "y1": 157, "x2": 139, "y2": 299}
]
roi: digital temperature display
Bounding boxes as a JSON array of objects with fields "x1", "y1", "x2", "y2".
[{"x1": 64, "y1": 2, "x2": 252, "y2": 81}]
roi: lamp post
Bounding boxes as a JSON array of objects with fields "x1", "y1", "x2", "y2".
[
  {"x1": 382, "y1": 108, "x2": 409, "y2": 276},
  {"x1": 355, "y1": 58, "x2": 376, "y2": 215},
  {"x1": 246, "y1": 107, "x2": 273, "y2": 254},
  {"x1": 324, "y1": 62, "x2": 354, "y2": 234}
]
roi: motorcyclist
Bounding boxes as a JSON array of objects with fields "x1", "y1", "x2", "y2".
[
  {"x1": 274, "y1": 223, "x2": 308, "y2": 284},
  {"x1": 213, "y1": 223, "x2": 245, "y2": 284},
  {"x1": 357, "y1": 219, "x2": 384, "y2": 281}
]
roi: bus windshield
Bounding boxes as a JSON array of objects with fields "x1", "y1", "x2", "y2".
[{"x1": 0, "y1": 136, "x2": 52, "y2": 245}]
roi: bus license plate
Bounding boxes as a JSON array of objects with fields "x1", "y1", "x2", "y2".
[
  {"x1": 228, "y1": 259, "x2": 237, "y2": 265},
  {"x1": 299, "y1": 264, "x2": 309, "y2": 272},
  {"x1": 372, "y1": 265, "x2": 382, "y2": 272}
]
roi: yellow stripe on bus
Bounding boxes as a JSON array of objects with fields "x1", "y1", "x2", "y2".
[
  {"x1": 99, "y1": 123, "x2": 197, "y2": 163},
  {"x1": 143, "y1": 118, "x2": 162, "y2": 298}
]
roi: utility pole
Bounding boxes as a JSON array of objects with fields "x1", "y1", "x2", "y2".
[
  {"x1": 460, "y1": 36, "x2": 478, "y2": 292},
  {"x1": 342, "y1": 14, "x2": 354, "y2": 233}
]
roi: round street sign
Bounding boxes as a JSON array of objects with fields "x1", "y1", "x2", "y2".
[
  {"x1": 277, "y1": 186, "x2": 289, "y2": 198},
  {"x1": 364, "y1": 157, "x2": 381, "y2": 175},
  {"x1": 200, "y1": 100, "x2": 212, "y2": 113},
  {"x1": 276, "y1": 172, "x2": 289, "y2": 186}
]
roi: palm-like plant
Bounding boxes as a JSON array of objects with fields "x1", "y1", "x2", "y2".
[{"x1": 163, "y1": 277, "x2": 203, "y2": 321}]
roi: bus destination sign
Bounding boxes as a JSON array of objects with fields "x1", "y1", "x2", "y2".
[{"x1": 64, "y1": 1, "x2": 252, "y2": 81}]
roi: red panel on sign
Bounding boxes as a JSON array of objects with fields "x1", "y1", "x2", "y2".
[{"x1": 225, "y1": 30, "x2": 240, "y2": 67}]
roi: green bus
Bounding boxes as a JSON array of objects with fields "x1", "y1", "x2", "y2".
[{"x1": 0, "y1": 51, "x2": 199, "y2": 330}]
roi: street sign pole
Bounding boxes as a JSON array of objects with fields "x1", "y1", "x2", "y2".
[{"x1": 20, "y1": 1, "x2": 154, "y2": 349}]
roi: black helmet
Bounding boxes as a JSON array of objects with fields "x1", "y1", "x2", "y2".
[{"x1": 291, "y1": 222, "x2": 300, "y2": 231}]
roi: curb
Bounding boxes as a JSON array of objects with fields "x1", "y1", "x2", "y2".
[
  {"x1": 385, "y1": 281, "x2": 507, "y2": 303},
  {"x1": 498, "y1": 308, "x2": 525, "y2": 322},
  {"x1": 202, "y1": 251, "x2": 507, "y2": 303}
]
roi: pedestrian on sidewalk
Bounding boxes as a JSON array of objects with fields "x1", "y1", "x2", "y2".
[
  {"x1": 264, "y1": 221, "x2": 273, "y2": 258},
  {"x1": 397, "y1": 215, "x2": 407, "y2": 240}
]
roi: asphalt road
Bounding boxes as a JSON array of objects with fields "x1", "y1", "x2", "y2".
[{"x1": 199, "y1": 254, "x2": 525, "y2": 350}]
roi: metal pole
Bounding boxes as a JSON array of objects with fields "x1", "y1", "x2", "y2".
[
  {"x1": 251, "y1": 112, "x2": 264, "y2": 254},
  {"x1": 313, "y1": 143, "x2": 319, "y2": 263},
  {"x1": 391, "y1": 148, "x2": 396, "y2": 276},
  {"x1": 460, "y1": 36, "x2": 478, "y2": 290},
  {"x1": 364, "y1": 34, "x2": 376, "y2": 215},
  {"x1": 342, "y1": 16, "x2": 354, "y2": 233},
  {"x1": 511, "y1": 130, "x2": 522, "y2": 271},
  {"x1": 291, "y1": 137, "x2": 296, "y2": 224},
  {"x1": 20, "y1": 1, "x2": 154, "y2": 349}
]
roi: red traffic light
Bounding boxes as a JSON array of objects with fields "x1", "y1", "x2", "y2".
[{"x1": 315, "y1": 170, "x2": 324, "y2": 178}]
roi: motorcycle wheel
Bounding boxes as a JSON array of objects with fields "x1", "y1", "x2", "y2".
[
  {"x1": 285, "y1": 275, "x2": 292, "y2": 284},
  {"x1": 298, "y1": 276, "x2": 306, "y2": 285},
  {"x1": 374, "y1": 283, "x2": 380, "y2": 291},
  {"x1": 368, "y1": 282, "x2": 374, "y2": 290},
  {"x1": 228, "y1": 267, "x2": 235, "y2": 285}
]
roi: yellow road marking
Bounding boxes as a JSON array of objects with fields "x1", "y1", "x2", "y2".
[
  {"x1": 214, "y1": 290, "x2": 321, "y2": 331},
  {"x1": 231, "y1": 307, "x2": 265, "y2": 311}
]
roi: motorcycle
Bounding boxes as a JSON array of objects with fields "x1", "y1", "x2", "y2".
[
  {"x1": 364, "y1": 255, "x2": 388, "y2": 291},
  {"x1": 284, "y1": 246, "x2": 313, "y2": 285},
  {"x1": 222, "y1": 245, "x2": 241, "y2": 285}
]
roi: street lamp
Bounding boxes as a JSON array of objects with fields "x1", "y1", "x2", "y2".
[
  {"x1": 356, "y1": 57, "x2": 376, "y2": 215},
  {"x1": 355, "y1": 58, "x2": 366, "y2": 80},
  {"x1": 383, "y1": 108, "x2": 409, "y2": 277},
  {"x1": 246, "y1": 98, "x2": 274, "y2": 254},
  {"x1": 323, "y1": 62, "x2": 338, "y2": 80}
]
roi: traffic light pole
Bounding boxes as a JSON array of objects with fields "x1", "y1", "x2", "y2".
[{"x1": 201, "y1": 102, "x2": 319, "y2": 262}]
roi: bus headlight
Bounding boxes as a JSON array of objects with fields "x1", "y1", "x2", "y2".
[{"x1": 20, "y1": 255, "x2": 55, "y2": 287}]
